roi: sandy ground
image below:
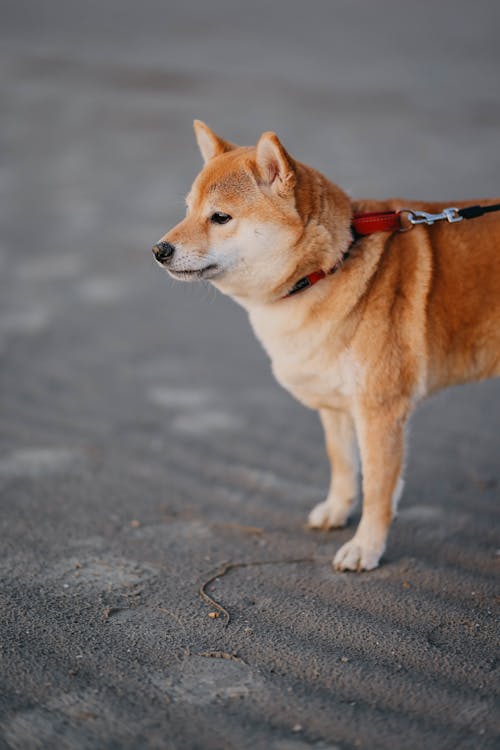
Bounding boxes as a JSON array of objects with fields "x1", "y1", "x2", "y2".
[{"x1": 0, "y1": 2, "x2": 499, "y2": 748}]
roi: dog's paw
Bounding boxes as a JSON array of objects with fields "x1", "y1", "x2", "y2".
[
  {"x1": 333, "y1": 537, "x2": 382, "y2": 572},
  {"x1": 308, "y1": 500, "x2": 349, "y2": 530}
]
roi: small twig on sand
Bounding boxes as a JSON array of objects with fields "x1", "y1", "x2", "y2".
[{"x1": 198, "y1": 556, "x2": 315, "y2": 628}]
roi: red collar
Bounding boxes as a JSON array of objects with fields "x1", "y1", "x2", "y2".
[
  {"x1": 351, "y1": 210, "x2": 402, "y2": 235},
  {"x1": 282, "y1": 210, "x2": 401, "y2": 299},
  {"x1": 283, "y1": 251, "x2": 350, "y2": 298}
]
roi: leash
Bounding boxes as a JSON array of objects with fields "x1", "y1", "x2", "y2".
[
  {"x1": 283, "y1": 202, "x2": 500, "y2": 298},
  {"x1": 353, "y1": 203, "x2": 500, "y2": 235}
]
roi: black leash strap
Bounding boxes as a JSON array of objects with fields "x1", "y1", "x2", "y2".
[{"x1": 458, "y1": 203, "x2": 500, "y2": 220}]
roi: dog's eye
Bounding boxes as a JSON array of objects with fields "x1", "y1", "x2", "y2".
[{"x1": 211, "y1": 212, "x2": 232, "y2": 225}]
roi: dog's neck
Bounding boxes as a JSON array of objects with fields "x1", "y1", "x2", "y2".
[
  {"x1": 269, "y1": 163, "x2": 355, "y2": 302},
  {"x1": 294, "y1": 162, "x2": 353, "y2": 252}
]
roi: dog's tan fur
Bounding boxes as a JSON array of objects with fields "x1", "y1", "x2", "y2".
[{"x1": 155, "y1": 121, "x2": 500, "y2": 570}]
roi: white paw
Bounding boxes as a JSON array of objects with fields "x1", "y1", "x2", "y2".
[
  {"x1": 333, "y1": 537, "x2": 383, "y2": 572},
  {"x1": 308, "y1": 500, "x2": 349, "y2": 530}
]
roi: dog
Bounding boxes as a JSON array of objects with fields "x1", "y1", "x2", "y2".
[{"x1": 153, "y1": 120, "x2": 500, "y2": 571}]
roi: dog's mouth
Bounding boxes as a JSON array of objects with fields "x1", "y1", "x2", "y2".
[{"x1": 167, "y1": 264, "x2": 221, "y2": 281}]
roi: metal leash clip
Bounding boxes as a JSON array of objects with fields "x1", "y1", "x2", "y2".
[{"x1": 398, "y1": 206, "x2": 463, "y2": 231}]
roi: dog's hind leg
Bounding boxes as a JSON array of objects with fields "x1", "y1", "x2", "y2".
[
  {"x1": 308, "y1": 408, "x2": 358, "y2": 530},
  {"x1": 334, "y1": 404, "x2": 408, "y2": 571}
]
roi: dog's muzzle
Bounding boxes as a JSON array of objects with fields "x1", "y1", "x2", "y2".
[{"x1": 152, "y1": 241, "x2": 175, "y2": 265}]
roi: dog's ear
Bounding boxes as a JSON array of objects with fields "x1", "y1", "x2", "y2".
[
  {"x1": 193, "y1": 120, "x2": 235, "y2": 164},
  {"x1": 256, "y1": 132, "x2": 296, "y2": 195}
]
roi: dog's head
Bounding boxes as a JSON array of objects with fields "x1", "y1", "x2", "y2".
[{"x1": 153, "y1": 121, "x2": 352, "y2": 303}]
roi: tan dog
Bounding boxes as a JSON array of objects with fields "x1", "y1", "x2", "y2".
[{"x1": 153, "y1": 121, "x2": 500, "y2": 571}]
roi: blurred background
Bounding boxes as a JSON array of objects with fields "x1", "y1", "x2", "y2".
[{"x1": 1, "y1": 2, "x2": 499, "y2": 749}]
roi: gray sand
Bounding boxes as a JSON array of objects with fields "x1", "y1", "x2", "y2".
[{"x1": 1, "y1": 2, "x2": 499, "y2": 748}]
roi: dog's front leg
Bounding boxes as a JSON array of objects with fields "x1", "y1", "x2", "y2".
[
  {"x1": 333, "y1": 404, "x2": 407, "y2": 571},
  {"x1": 308, "y1": 408, "x2": 358, "y2": 529}
]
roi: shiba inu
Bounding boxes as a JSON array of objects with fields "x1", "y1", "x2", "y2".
[{"x1": 152, "y1": 120, "x2": 500, "y2": 571}]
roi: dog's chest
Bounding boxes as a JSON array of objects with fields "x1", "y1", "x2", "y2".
[
  {"x1": 275, "y1": 347, "x2": 359, "y2": 410},
  {"x1": 250, "y1": 311, "x2": 360, "y2": 410}
]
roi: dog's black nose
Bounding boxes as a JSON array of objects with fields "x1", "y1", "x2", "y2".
[{"x1": 153, "y1": 241, "x2": 176, "y2": 264}]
